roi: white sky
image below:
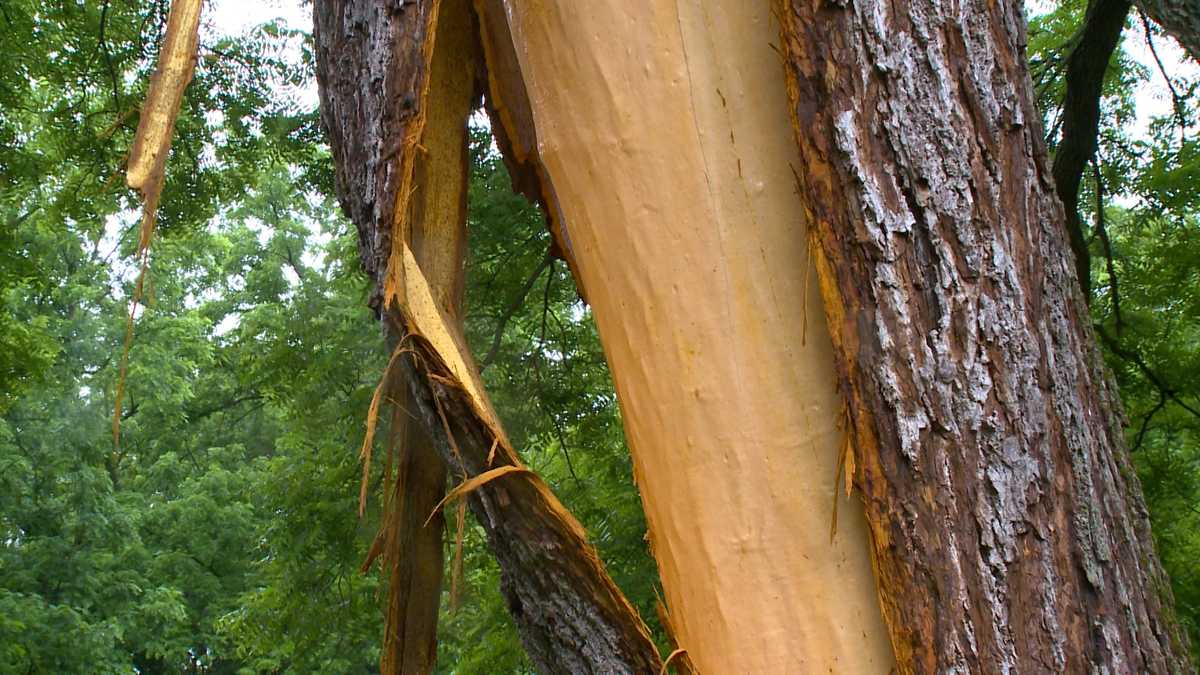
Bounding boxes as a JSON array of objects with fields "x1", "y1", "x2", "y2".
[
  {"x1": 1023, "y1": 0, "x2": 1198, "y2": 138},
  {"x1": 208, "y1": 0, "x2": 309, "y2": 35}
]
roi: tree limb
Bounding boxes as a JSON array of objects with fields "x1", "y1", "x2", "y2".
[
  {"x1": 1091, "y1": 159, "x2": 1123, "y2": 330},
  {"x1": 479, "y1": 252, "x2": 552, "y2": 371},
  {"x1": 1051, "y1": 0, "x2": 1132, "y2": 299},
  {"x1": 1096, "y1": 324, "x2": 1200, "y2": 421}
]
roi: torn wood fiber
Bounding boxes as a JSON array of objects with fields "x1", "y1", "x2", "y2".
[
  {"x1": 114, "y1": 0, "x2": 203, "y2": 445},
  {"x1": 313, "y1": 0, "x2": 662, "y2": 672}
]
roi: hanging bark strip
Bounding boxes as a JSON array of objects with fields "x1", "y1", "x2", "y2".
[
  {"x1": 113, "y1": 0, "x2": 203, "y2": 446},
  {"x1": 776, "y1": 0, "x2": 1190, "y2": 671},
  {"x1": 313, "y1": 0, "x2": 662, "y2": 672}
]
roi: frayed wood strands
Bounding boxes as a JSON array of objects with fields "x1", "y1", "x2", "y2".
[
  {"x1": 829, "y1": 409, "x2": 856, "y2": 544},
  {"x1": 381, "y1": 0, "x2": 445, "y2": 311},
  {"x1": 424, "y1": 465, "x2": 531, "y2": 527},
  {"x1": 113, "y1": 0, "x2": 203, "y2": 447},
  {"x1": 450, "y1": 499, "x2": 466, "y2": 610},
  {"x1": 654, "y1": 592, "x2": 695, "y2": 675},
  {"x1": 359, "y1": 339, "x2": 419, "y2": 517},
  {"x1": 660, "y1": 648, "x2": 689, "y2": 675}
]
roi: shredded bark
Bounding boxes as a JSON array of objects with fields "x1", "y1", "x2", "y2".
[{"x1": 113, "y1": 0, "x2": 202, "y2": 447}]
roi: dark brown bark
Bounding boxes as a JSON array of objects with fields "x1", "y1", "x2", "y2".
[
  {"x1": 1052, "y1": 0, "x2": 1132, "y2": 298},
  {"x1": 1137, "y1": 0, "x2": 1200, "y2": 62},
  {"x1": 314, "y1": 0, "x2": 436, "y2": 313},
  {"x1": 777, "y1": 0, "x2": 1191, "y2": 672},
  {"x1": 313, "y1": 1, "x2": 662, "y2": 672}
]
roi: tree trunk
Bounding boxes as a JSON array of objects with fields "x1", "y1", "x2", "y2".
[
  {"x1": 314, "y1": 0, "x2": 1192, "y2": 672},
  {"x1": 776, "y1": 0, "x2": 1191, "y2": 671},
  {"x1": 487, "y1": 1, "x2": 894, "y2": 672},
  {"x1": 313, "y1": 0, "x2": 661, "y2": 672}
]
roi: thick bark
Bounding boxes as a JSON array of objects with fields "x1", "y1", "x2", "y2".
[
  {"x1": 1053, "y1": 0, "x2": 1132, "y2": 298},
  {"x1": 777, "y1": 0, "x2": 1190, "y2": 672},
  {"x1": 1137, "y1": 0, "x2": 1200, "y2": 62},
  {"x1": 313, "y1": 1, "x2": 661, "y2": 672}
]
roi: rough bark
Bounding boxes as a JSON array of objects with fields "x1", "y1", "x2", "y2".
[
  {"x1": 313, "y1": 0, "x2": 436, "y2": 314},
  {"x1": 313, "y1": 1, "x2": 662, "y2": 672},
  {"x1": 1137, "y1": 0, "x2": 1200, "y2": 62},
  {"x1": 1052, "y1": 0, "x2": 1132, "y2": 298},
  {"x1": 777, "y1": 0, "x2": 1191, "y2": 672}
]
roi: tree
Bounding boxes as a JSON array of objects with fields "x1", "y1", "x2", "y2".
[{"x1": 310, "y1": 0, "x2": 1194, "y2": 673}]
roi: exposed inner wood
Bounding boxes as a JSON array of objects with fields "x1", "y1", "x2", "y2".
[
  {"x1": 314, "y1": 1, "x2": 663, "y2": 671},
  {"x1": 497, "y1": 2, "x2": 895, "y2": 672},
  {"x1": 375, "y1": 0, "x2": 478, "y2": 668},
  {"x1": 114, "y1": 0, "x2": 203, "y2": 445}
]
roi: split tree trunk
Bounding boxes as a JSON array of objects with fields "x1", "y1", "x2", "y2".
[
  {"x1": 314, "y1": 0, "x2": 1192, "y2": 672},
  {"x1": 777, "y1": 0, "x2": 1190, "y2": 671},
  {"x1": 487, "y1": 1, "x2": 894, "y2": 672},
  {"x1": 313, "y1": 0, "x2": 661, "y2": 672}
]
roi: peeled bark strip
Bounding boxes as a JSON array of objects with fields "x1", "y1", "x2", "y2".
[
  {"x1": 777, "y1": 0, "x2": 1190, "y2": 671},
  {"x1": 114, "y1": 0, "x2": 202, "y2": 445},
  {"x1": 496, "y1": 2, "x2": 894, "y2": 672},
  {"x1": 473, "y1": 0, "x2": 581, "y2": 282},
  {"x1": 314, "y1": 1, "x2": 661, "y2": 671}
]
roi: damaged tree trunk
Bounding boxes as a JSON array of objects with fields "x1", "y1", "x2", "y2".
[
  {"x1": 313, "y1": 0, "x2": 661, "y2": 672},
  {"x1": 776, "y1": 0, "x2": 1190, "y2": 671},
  {"x1": 313, "y1": 0, "x2": 1191, "y2": 672}
]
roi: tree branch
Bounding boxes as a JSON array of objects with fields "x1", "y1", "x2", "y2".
[
  {"x1": 1139, "y1": 10, "x2": 1191, "y2": 138},
  {"x1": 1051, "y1": 0, "x2": 1132, "y2": 299},
  {"x1": 1091, "y1": 159, "x2": 1123, "y2": 331},
  {"x1": 479, "y1": 252, "x2": 552, "y2": 371},
  {"x1": 1096, "y1": 324, "x2": 1200, "y2": 421}
]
